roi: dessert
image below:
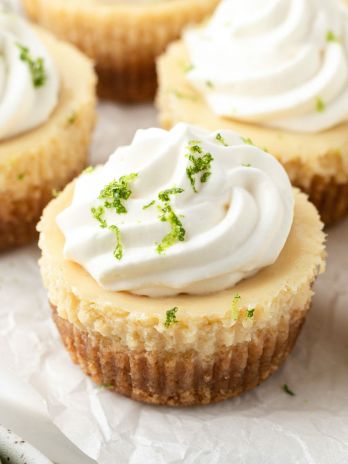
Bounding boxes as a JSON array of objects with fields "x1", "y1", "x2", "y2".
[
  {"x1": 22, "y1": 0, "x2": 220, "y2": 102},
  {"x1": 38, "y1": 123, "x2": 325, "y2": 406},
  {"x1": 157, "y1": 0, "x2": 348, "y2": 225},
  {"x1": 0, "y1": 11, "x2": 96, "y2": 250}
]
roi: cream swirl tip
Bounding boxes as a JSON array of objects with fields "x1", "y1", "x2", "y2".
[
  {"x1": 0, "y1": 12, "x2": 59, "y2": 140},
  {"x1": 57, "y1": 123, "x2": 294, "y2": 297},
  {"x1": 184, "y1": 0, "x2": 348, "y2": 133}
]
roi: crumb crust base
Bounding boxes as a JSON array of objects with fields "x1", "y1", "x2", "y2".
[{"x1": 52, "y1": 304, "x2": 307, "y2": 406}]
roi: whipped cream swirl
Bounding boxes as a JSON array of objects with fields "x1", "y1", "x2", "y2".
[
  {"x1": 57, "y1": 123, "x2": 294, "y2": 297},
  {"x1": 0, "y1": 12, "x2": 59, "y2": 140},
  {"x1": 184, "y1": 0, "x2": 348, "y2": 133}
]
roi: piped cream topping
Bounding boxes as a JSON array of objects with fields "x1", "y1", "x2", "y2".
[
  {"x1": 57, "y1": 123, "x2": 294, "y2": 297},
  {"x1": 0, "y1": 12, "x2": 59, "y2": 140},
  {"x1": 184, "y1": 0, "x2": 348, "y2": 133}
]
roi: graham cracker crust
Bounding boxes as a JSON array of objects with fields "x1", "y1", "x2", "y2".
[
  {"x1": 308, "y1": 175, "x2": 348, "y2": 226},
  {"x1": 0, "y1": 168, "x2": 83, "y2": 251},
  {"x1": 97, "y1": 63, "x2": 157, "y2": 103},
  {"x1": 52, "y1": 304, "x2": 307, "y2": 406}
]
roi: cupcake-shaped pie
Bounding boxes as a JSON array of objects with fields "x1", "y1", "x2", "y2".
[
  {"x1": 22, "y1": 0, "x2": 220, "y2": 102},
  {"x1": 38, "y1": 123, "x2": 325, "y2": 406},
  {"x1": 0, "y1": 11, "x2": 96, "y2": 251},
  {"x1": 157, "y1": 0, "x2": 348, "y2": 225}
]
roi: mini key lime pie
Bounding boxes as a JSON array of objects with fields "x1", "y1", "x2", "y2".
[
  {"x1": 0, "y1": 11, "x2": 96, "y2": 250},
  {"x1": 38, "y1": 123, "x2": 325, "y2": 406},
  {"x1": 157, "y1": 0, "x2": 348, "y2": 225},
  {"x1": 22, "y1": 0, "x2": 220, "y2": 102}
]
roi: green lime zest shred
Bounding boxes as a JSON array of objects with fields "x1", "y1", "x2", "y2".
[
  {"x1": 316, "y1": 97, "x2": 326, "y2": 113},
  {"x1": 157, "y1": 202, "x2": 186, "y2": 254},
  {"x1": 67, "y1": 112, "x2": 77, "y2": 126},
  {"x1": 52, "y1": 189, "x2": 61, "y2": 198},
  {"x1": 171, "y1": 89, "x2": 198, "y2": 101},
  {"x1": 231, "y1": 293, "x2": 241, "y2": 321},
  {"x1": 242, "y1": 136, "x2": 254, "y2": 145},
  {"x1": 215, "y1": 133, "x2": 228, "y2": 146},
  {"x1": 91, "y1": 206, "x2": 107, "y2": 228},
  {"x1": 143, "y1": 200, "x2": 155, "y2": 210},
  {"x1": 184, "y1": 63, "x2": 195, "y2": 73},
  {"x1": 326, "y1": 30, "x2": 338, "y2": 42},
  {"x1": 186, "y1": 141, "x2": 214, "y2": 193},
  {"x1": 108, "y1": 224, "x2": 123, "y2": 260},
  {"x1": 17, "y1": 43, "x2": 46, "y2": 88},
  {"x1": 142, "y1": 188, "x2": 186, "y2": 254},
  {"x1": 164, "y1": 307, "x2": 179, "y2": 328},
  {"x1": 282, "y1": 384, "x2": 295, "y2": 396},
  {"x1": 231, "y1": 294, "x2": 241, "y2": 320},
  {"x1": 246, "y1": 307, "x2": 255, "y2": 318},
  {"x1": 158, "y1": 187, "x2": 184, "y2": 202},
  {"x1": 82, "y1": 166, "x2": 94, "y2": 175},
  {"x1": 91, "y1": 206, "x2": 123, "y2": 260},
  {"x1": 98, "y1": 173, "x2": 138, "y2": 215}
]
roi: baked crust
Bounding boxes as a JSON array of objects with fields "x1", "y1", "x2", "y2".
[
  {"x1": 156, "y1": 42, "x2": 348, "y2": 225},
  {"x1": 52, "y1": 303, "x2": 307, "y2": 406},
  {"x1": 38, "y1": 182, "x2": 325, "y2": 405},
  {"x1": 0, "y1": 29, "x2": 96, "y2": 251},
  {"x1": 22, "y1": 0, "x2": 220, "y2": 102}
]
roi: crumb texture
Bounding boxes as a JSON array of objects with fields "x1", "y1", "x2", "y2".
[{"x1": 53, "y1": 304, "x2": 307, "y2": 406}]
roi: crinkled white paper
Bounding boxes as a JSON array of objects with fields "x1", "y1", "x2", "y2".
[{"x1": 1, "y1": 102, "x2": 348, "y2": 464}]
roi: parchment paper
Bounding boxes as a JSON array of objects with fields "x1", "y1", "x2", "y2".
[{"x1": 1, "y1": 100, "x2": 348, "y2": 464}]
